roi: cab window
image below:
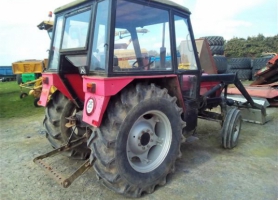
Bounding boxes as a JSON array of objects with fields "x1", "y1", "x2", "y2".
[
  {"x1": 174, "y1": 15, "x2": 197, "y2": 70},
  {"x1": 61, "y1": 9, "x2": 91, "y2": 50},
  {"x1": 113, "y1": 0, "x2": 171, "y2": 72}
]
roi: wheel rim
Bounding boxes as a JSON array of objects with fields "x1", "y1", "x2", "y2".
[
  {"x1": 232, "y1": 118, "x2": 240, "y2": 142},
  {"x1": 126, "y1": 110, "x2": 172, "y2": 173}
]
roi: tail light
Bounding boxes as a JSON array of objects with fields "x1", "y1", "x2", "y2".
[{"x1": 42, "y1": 77, "x2": 49, "y2": 84}]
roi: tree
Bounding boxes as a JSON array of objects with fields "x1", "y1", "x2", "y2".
[{"x1": 225, "y1": 34, "x2": 278, "y2": 58}]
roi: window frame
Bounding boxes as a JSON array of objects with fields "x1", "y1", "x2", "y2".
[
  {"x1": 47, "y1": 15, "x2": 65, "y2": 71},
  {"x1": 171, "y1": 11, "x2": 202, "y2": 73},
  {"x1": 171, "y1": 11, "x2": 202, "y2": 98},
  {"x1": 59, "y1": 7, "x2": 92, "y2": 52},
  {"x1": 88, "y1": 0, "x2": 112, "y2": 75}
]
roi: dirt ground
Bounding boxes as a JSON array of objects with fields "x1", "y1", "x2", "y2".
[{"x1": 0, "y1": 107, "x2": 277, "y2": 200}]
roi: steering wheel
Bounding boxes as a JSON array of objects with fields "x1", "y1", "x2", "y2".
[{"x1": 132, "y1": 60, "x2": 139, "y2": 68}]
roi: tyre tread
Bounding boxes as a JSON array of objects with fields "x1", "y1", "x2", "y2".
[{"x1": 89, "y1": 83, "x2": 186, "y2": 197}]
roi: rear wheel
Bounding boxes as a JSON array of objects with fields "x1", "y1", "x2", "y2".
[
  {"x1": 33, "y1": 98, "x2": 40, "y2": 107},
  {"x1": 221, "y1": 108, "x2": 242, "y2": 149},
  {"x1": 88, "y1": 83, "x2": 186, "y2": 197},
  {"x1": 43, "y1": 91, "x2": 90, "y2": 159}
]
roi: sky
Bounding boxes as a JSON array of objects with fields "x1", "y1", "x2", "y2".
[{"x1": 0, "y1": 0, "x2": 277, "y2": 66}]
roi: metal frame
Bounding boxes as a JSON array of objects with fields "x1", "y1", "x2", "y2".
[{"x1": 33, "y1": 135, "x2": 92, "y2": 188}]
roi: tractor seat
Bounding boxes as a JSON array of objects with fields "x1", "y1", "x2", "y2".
[{"x1": 113, "y1": 56, "x2": 121, "y2": 71}]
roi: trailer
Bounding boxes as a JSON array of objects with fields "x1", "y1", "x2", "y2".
[{"x1": 0, "y1": 66, "x2": 16, "y2": 82}]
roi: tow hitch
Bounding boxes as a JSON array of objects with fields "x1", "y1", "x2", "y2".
[{"x1": 33, "y1": 132, "x2": 93, "y2": 188}]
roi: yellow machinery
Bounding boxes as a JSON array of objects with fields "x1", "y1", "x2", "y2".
[{"x1": 11, "y1": 20, "x2": 55, "y2": 106}]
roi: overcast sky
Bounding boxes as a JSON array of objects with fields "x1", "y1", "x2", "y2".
[{"x1": 0, "y1": 0, "x2": 277, "y2": 66}]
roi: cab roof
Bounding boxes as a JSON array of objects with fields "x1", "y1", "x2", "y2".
[{"x1": 54, "y1": 0, "x2": 190, "y2": 14}]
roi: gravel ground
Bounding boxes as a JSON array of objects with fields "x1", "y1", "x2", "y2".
[{"x1": 0, "y1": 108, "x2": 277, "y2": 200}]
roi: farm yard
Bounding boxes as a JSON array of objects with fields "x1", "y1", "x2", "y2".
[{"x1": 0, "y1": 0, "x2": 277, "y2": 199}]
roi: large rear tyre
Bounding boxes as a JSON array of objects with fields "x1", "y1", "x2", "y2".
[
  {"x1": 43, "y1": 91, "x2": 90, "y2": 159},
  {"x1": 213, "y1": 55, "x2": 227, "y2": 74},
  {"x1": 221, "y1": 108, "x2": 242, "y2": 149},
  {"x1": 200, "y1": 36, "x2": 224, "y2": 46},
  {"x1": 88, "y1": 83, "x2": 186, "y2": 197},
  {"x1": 229, "y1": 58, "x2": 251, "y2": 69}
]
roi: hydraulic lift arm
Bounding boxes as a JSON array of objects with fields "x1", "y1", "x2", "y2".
[{"x1": 201, "y1": 73, "x2": 267, "y2": 124}]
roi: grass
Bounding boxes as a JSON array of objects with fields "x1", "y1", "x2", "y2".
[{"x1": 0, "y1": 81, "x2": 44, "y2": 119}]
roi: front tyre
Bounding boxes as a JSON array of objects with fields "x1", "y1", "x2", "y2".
[
  {"x1": 88, "y1": 83, "x2": 186, "y2": 197},
  {"x1": 221, "y1": 108, "x2": 242, "y2": 149}
]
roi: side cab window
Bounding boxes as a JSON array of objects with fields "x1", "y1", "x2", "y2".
[
  {"x1": 174, "y1": 15, "x2": 198, "y2": 99},
  {"x1": 174, "y1": 15, "x2": 197, "y2": 71}
]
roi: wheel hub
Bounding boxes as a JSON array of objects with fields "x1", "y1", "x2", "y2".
[
  {"x1": 126, "y1": 110, "x2": 171, "y2": 173},
  {"x1": 140, "y1": 131, "x2": 151, "y2": 146},
  {"x1": 128, "y1": 122, "x2": 156, "y2": 155}
]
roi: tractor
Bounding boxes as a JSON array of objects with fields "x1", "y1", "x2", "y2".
[{"x1": 34, "y1": 0, "x2": 265, "y2": 197}]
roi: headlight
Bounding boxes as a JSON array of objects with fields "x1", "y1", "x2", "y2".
[{"x1": 86, "y1": 98, "x2": 95, "y2": 115}]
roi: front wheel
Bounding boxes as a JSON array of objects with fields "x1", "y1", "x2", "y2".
[
  {"x1": 88, "y1": 83, "x2": 186, "y2": 197},
  {"x1": 20, "y1": 93, "x2": 28, "y2": 99},
  {"x1": 221, "y1": 108, "x2": 242, "y2": 149}
]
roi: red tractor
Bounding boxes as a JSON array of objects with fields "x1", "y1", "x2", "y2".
[{"x1": 35, "y1": 0, "x2": 265, "y2": 197}]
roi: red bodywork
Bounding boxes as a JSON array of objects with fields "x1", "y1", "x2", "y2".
[
  {"x1": 39, "y1": 73, "x2": 84, "y2": 107},
  {"x1": 40, "y1": 73, "x2": 221, "y2": 127},
  {"x1": 82, "y1": 75, "x2": 179, "y2": 127},
  {"x1": 64, "y1": 74, "x2": 85, "y2": 102},
  {"x1": 39, "y1": 73, "x2": 74, "y2": 106}
]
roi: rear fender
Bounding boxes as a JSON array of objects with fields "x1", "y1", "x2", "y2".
[
  {"x1": 39, "y1": 73, "x2": 74, "y2": 107},
  {"x1": 82, "y1": 75, "x2": 184, "y2": 127}
]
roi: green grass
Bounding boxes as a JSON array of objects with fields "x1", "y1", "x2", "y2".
[{"x1": 0, "y1": 81, "x2": 44, "y2": 119}]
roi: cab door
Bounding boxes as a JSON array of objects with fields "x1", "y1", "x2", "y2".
[{"x1": 172, "y1": 14, "x2": 201, "y2": 133}]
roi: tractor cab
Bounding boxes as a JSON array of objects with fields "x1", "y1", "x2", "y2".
[{"x1": 43, "y1": 0, "x2": 201, "y2": 107}]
